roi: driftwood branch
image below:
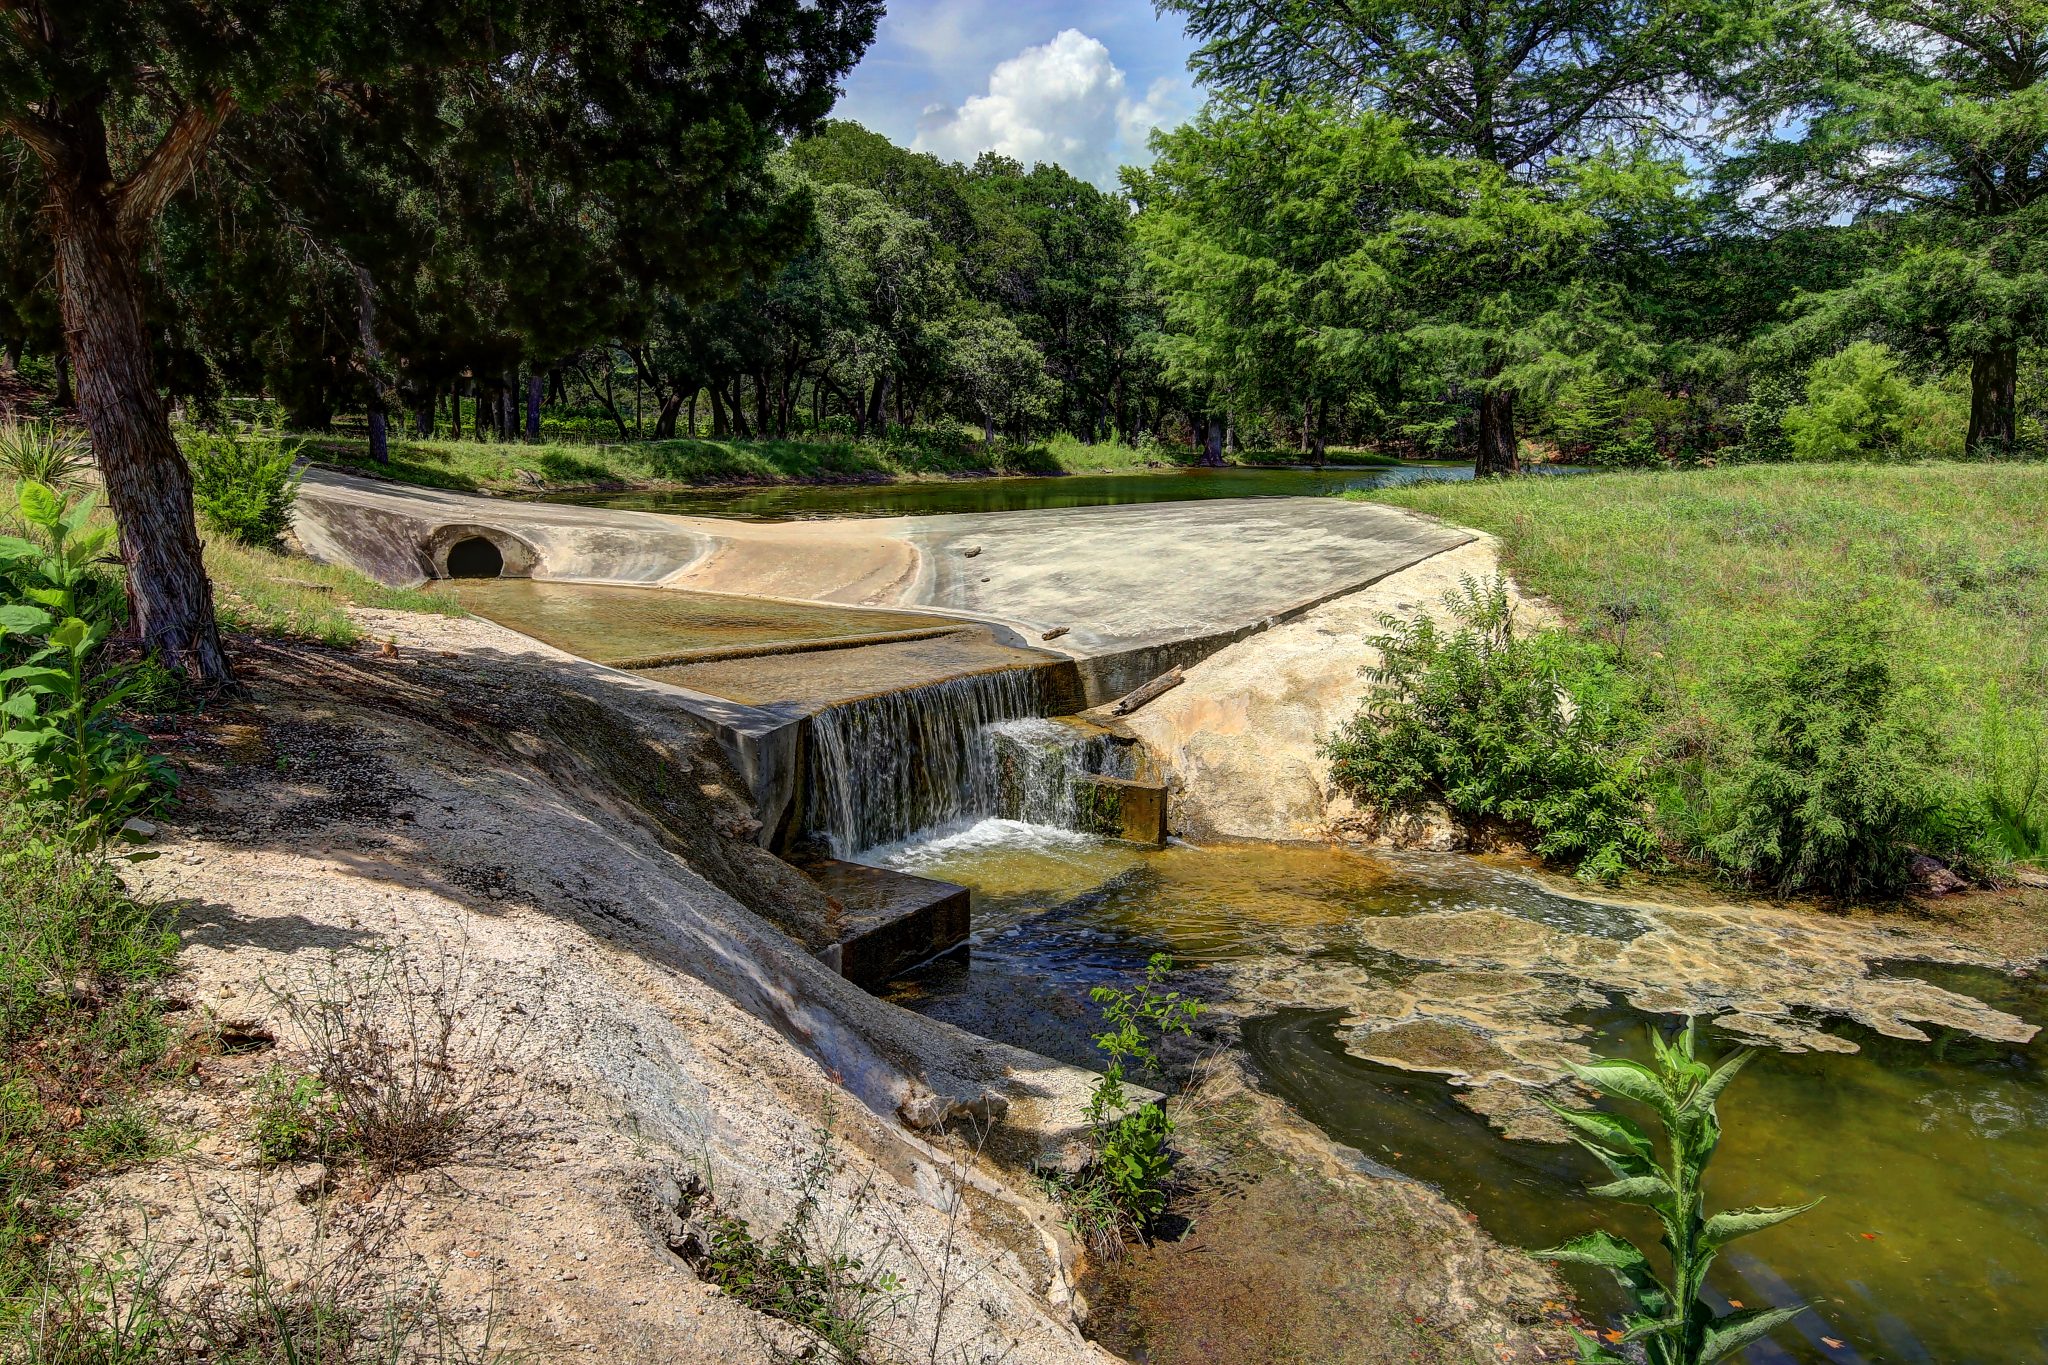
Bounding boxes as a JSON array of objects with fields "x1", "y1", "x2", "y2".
[{"x1": 1108, "y1": 666, "x2": 1183, "y2": 716}]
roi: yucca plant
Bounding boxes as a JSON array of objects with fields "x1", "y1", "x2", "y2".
[
  {"x1": 1536, "y1": 1020, "x2": 1817, "y2": 1365},
  {"x1": 0, "y1": 418, "x2": 92, "y2": 488}
]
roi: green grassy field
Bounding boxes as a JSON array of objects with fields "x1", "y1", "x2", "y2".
[
  {"x1": 1364, "y1": 462, "x2": 2048, "y2": 866},
  {"x1": 309, "y1": 430, "x2": 1407, "y2": 494}
]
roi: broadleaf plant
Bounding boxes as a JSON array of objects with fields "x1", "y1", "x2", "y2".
[{"x1": 1535, "y1": 1020, "x2": 1816, "y2": 1365}]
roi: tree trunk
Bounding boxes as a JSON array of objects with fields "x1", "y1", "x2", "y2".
[
  {"x1": 447, "y1": 387, "x2": 461, "y2": 440},
  {"x1": 653, "y1": 391, "x2": 683, "y2": 440},
  {"x1": 351, "y1": 265, "x2": 390, "y2": 464},
  {"x1": 525, "y1": 370, "x2": 543, "y2": 440},
  {"x1": 729, "y1": 381, "x2": 754, "y2": 438},
  {"x1": 1475, "y1": 387, "x2": 1519, "y2": 476},
  {"x1": 54, "y1": 353, "x2": 73, "y2": 408},
  {"x1": 867, "y1": 373, "x2": 890, "y2": 437},
  {"x1": 1202, "y1": 414, "x2": 1224, "y2": 467},
  {"x1": 1311, "y1": 397, "x2": 1328, "y2": 466},
  {"x1": 1967, "y1": 346, "x2": 2018, "y2": 456},
  {"x1": 50, "y1": 183, "x2": 229, "y2": 679},
  {"x1": 688, "y1": 391, "x2": 698, "y2": 439},
  {"x1": 1, "y1": 338, "x2": 19, "y2": 374},
  {"x1": 415, "y1": 388, "x2": 437, "y2": 439},
  {"x1": 983, "y1": 413, "x2": 995, "y2": 445},
  {"x1": 709, "y1": 385, "x2": 730, "y2": 438}
]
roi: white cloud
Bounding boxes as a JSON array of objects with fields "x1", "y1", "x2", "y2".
[{"x1": 911, "y1": 29, "x2": 1190, "y2": 187}]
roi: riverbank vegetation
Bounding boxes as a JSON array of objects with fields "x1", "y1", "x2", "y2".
[{"x1": 1349, "y1": 463, "x2": 2048, "y2": 892}]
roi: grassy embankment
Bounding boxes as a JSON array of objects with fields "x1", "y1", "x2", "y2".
[
  {"x1": 312, "y1": 429, "x2": 1410, "y2": 495},
  {"x1": 1363, "y1": 461, "x2": 2048, "y2": 873}
]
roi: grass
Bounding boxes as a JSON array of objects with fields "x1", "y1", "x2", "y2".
[
  {"x1": 204, "y1": 539, "x2": 461, "y2": 648},
  {"x1": 1362, "y1": 461, "x2": 2048, "y2": 867},
  {"x1": 310, "y1": 428, "x2": 1410, "y2": 495},
  {"x1": 0, "y1": 808, "x2": 182, "y2": 1291}
]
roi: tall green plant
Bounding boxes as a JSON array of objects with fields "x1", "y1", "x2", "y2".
[
  {"x1": 0, "y1": 483, "x2": 170, "y2": 847},
  {"x1": 1536, "y1": 1021, "x2": 1815, "y2": 1365},
  {"x1": 0, "y1": 420, "x2": 91, "y2": 489}
]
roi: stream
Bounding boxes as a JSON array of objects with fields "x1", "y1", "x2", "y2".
[{"x1": 870, "y1": 823, "x2": 2048, "y2": 1365}]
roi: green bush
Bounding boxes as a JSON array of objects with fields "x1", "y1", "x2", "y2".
[
  {"x1": 185, "y1": 431, "x2": 303, "y2": 548},
  {"x1": 1322, "y1": 576, "x2": 1661, "y2": 882},
  {"x1": 1783, "y1": 342, "x2": 1964, "y2": 463},
  {"x1": 1693, "y1": 604, "x2": 1959, "y2": 897},
  {"x1": 1978, "y1": 689, "x2": 2047, "y2": 863}
]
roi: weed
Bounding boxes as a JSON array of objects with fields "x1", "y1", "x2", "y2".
[
  {"x1": 270, "y1": 947, "x2": 530, "y2": 1177},
  {"x1": 1978, "y1": 687, "x2": 2047, "y2": 863},
  {"x1": 685, "y1": 1130, "x2": 907, "y2": 1364},
  {"x1": 1041, "y1": 954, "x2": 1201, "y2": 1257},
  {"x1": 0, "y1": 421, "x2": 91, "y2": 490},
  {"x1": 1536, "y1": 1020, "x2": 1815, "y2": 1365},
  {"x1": 249, "y1": 1064, "x2": 334, "y2": 1167}
]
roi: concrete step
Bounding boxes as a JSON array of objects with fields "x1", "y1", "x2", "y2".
[{"x1": 801, "y1": 858, "x2": 971, "y2": 990}]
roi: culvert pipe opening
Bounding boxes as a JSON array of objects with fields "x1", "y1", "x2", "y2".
[{"x1": 446, "y1": 536, "x2": 505, "y2": 578}]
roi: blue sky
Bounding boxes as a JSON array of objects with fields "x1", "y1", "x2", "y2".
[{"x1": 833, "y1": 1, "x2": 1201, "y2": 187}]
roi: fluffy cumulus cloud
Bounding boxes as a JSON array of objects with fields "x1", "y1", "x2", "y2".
[{"x1": 911, "y1": 29, "x2": 1189, "y2": 187}]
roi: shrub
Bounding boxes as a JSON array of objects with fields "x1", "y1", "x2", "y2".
[
  {"x1": 1536, "y1": 1020, "x2": 1815, "y2": 1365},
  {"x1": 1322, "y1": 576, "x2": 1661, "y2": 882},
  {"x1": 185, "y1": 431, "x2": 303, "y2": 548},
  {"x1": 0, "y1": 420, "x2": 91, "y2": 488},
  {"x1": 1695, "y1": 604, "x2": 1948, "y2": 897},
  {"x1": 1784, "y1": 342, "x2": 1964, "y2": 463}
]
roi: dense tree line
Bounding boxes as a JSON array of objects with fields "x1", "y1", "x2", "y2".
[{"x1": 1, "y1": 0, "x2": 2044, "y2": 680}]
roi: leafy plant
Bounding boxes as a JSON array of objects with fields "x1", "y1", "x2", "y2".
[
  {"x1": 1041, "y1": 954, "x2": 1202, "y2": 1254},
  {"x1": 0, "y1": 482, "x2": 172, "y2": 847},
  {"x1": 1536, "y1": 1020, "x2": 1816, "y2": 1365},
  {"x1": 184, "y1": 430, "x2": 304, "y2": 548},
  {"x1": 1697, "y1": 603, "x2": 1946, "y2": 896},
  {"x1": 249, "y1": 1064, "x2": 333, "y2": 1166},
  {"x1": 1783, "y1": 342, "x2": 1962, "y2": 463},
  {"x1": 1322, "y1": 575, "x2": 1660, "y2": 882},
  {"x1": 0, "y1": 419, "x2": 91, "y2": 488}
]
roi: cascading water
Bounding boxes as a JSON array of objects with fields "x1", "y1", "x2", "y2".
[
  {"x1": 985, "y1": 717, "x2": 1135, "y2": 825},
  {"x1": 803, "y1": 667, "x2": 1051, "y2": 857}
]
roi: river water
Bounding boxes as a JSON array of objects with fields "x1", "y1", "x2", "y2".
[
  {"x1": 872, "y1": 824, "x2": 2048, "y2": 1365},
  {"x1": 538, "y1": 463, "x2": 1474, "y2": 520}
]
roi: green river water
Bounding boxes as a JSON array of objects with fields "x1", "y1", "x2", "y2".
[
  {"x1": 536, "y1": 462, "x2": 1473, "y2": 520},
  {"x1": 874, "y1": 824, "x2": 2048, "y2": 1365}
]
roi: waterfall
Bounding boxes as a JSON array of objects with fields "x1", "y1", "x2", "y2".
[
  {"x1": 985, "y1": 717, "x2": 1135, "y2": 825},
  {"x1": 803, "y1": 667, "x2": 1051, "y2": 857}
]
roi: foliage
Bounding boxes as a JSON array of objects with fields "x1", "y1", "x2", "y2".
[
  {"x1": 1978, "y1": 688, "x2": 2047, "y2": 864},
  {"x1": 1536, "y1": 1020, "x2": 1815, "y2": 1365},
  {"x1": 1783, "y1": 343, "x2": 1964, "y2": 462},
  {"x1": 1695, "y1": 604, "x2": 1955, "y2": 897},
  {"x1": 0, "y1": 483, "x2": 172, "y2": 848},
  {"x1": 1323, "y1": 576, "x2": 1661, "y2": 882},
  {"x1": 1043, "y1": 955, "x2": 1203, "y2": 1255},
  {"x1": 0, "y1": 420, "x2": 89, "y2": 489},
  {"x1": 0, "y1": 806, "x2": 179, "y2": 1290},
  {"x1": 691, "y1": 1137, "x2": 904, "y2": 1364},
  {"x1": 1369, "y1": 464, "x2": 2048, "y2": 895},
  {"x1": 184, "y1": 431, "x2": 304, "y2": 549},
  {"x1": 248, "y1": 1065, "x2": 333, "y2": 1167}
]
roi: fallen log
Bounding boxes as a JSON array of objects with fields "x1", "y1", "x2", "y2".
[{"x1": 1108, "y1": 665, "x2": 1183, "y2": 716}]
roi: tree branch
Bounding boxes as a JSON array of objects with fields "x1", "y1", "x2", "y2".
[
  {"x1": 1, "y1": 108, "x2": 65, "y2": 165},
  {"x1": 114, "y1": 88, "x2": 235, "y2": 239}
]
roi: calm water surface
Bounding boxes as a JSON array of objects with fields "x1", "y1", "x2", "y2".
[
  {"x1": 541, "y1": 463, "x2": 1474, "y2": 520},
  {"x1": 875, "y1": 825, "x2": 2048, "y2": 1365}
]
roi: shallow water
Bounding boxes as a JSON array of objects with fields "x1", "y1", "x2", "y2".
[
  {"x1": 444, "y1": 578, "x2": 952, "y2": 665},
  {"x1": 877, "y1": 827, "x2": 2048, "y2": 1364},
  {"x1": 541, "y1": 463, "x2": 1474, "y2": 520}
]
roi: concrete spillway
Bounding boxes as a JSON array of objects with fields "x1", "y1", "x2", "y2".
[{"x1": 293, "y1": 465, "x2": 1471, "y2": 851}]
